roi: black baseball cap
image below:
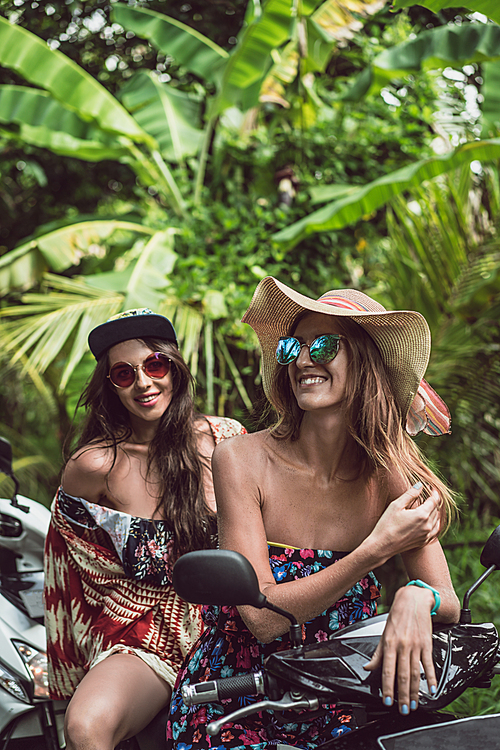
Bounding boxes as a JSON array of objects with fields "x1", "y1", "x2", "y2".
[{"x1": 88, "y1": 308, "x2": 178, "y2": 360}]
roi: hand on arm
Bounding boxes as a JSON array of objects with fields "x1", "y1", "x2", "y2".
[
  {"x1": 359, "y1": 484, "x2": 442, "y2": 564},
  {"x1": 213, "y1": 441, "x2": 447, "y2": 644}
]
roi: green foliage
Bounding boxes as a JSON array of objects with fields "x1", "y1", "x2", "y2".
[
  {"x1": 110, "y1": 3, "x2": 229, "y2": 82},
  {"x1": 482, "y1": 60, "x2": 500, "y2": 135},
  {"x1": 118, "y1": 70, "x2": 205, "y2": 162},
  {"x1": 442, "y1": 516, "x2": 500, "y2": 715},
  {"x1": 392, "y1": 0, "x2": 500, "y2": 26},
  {"x1": 0, "y1": 16, "x2": 152, "y2": 143},
  {"x1": 0, "y1": 10, "x2": 499, "y2": 706},
  {"x1": 375, "y1": 164, "x2": 500, "y2": 516},
  {"x1": 273, "y1": 138, "x2": 500, "y2": 246},
  {"x1": 344, "y1": 22, "x2": 500, "y2": 100}
]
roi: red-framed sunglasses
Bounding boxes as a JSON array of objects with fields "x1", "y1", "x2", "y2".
[{"x1": 107, "y1": 352, "x2": 171, "y2": 388}]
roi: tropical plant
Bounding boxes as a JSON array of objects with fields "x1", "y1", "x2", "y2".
[
  {"x1": 383, "y1": 166, "x2": 500, "y2": 512},
  {"x1": 273, "y1": 15, "x2": 500, "y2": 247},
  {"x1": 262, "y1": 0, "x2": 500, "y2": 518},
  {"x1": 393, "y1": 0, "x2": 500, "y2": 25},
  {"x1": 0, "y1": 0, "x2": 401, "y2": 418},
  {"x1": 2, "y1": 0, "x2": 499, "y2": 524}
]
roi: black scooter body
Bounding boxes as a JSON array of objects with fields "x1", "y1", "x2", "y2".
[
  {"x1": 173, "y1": 539, "x2": 500, "y2": 749},
  {"x1": 319, "y1": 711, "x2": 500, "y2": 750},
  {"x1": 265, "y1": 614, "x2": 499, "y2": 710}
]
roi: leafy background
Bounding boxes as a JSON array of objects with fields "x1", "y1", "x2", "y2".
[{"x1": 0, "y1": 0, "x2": 499, "y2": 717}]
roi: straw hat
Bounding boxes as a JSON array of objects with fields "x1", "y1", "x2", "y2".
[{"x1": 242, "y1": 276, "x2": 450, "y2": 436}]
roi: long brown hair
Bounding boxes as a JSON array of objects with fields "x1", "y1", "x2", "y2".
[
  {"x1": 268, "y1": 315, "x2": 458, "y2": 529},
  {"x1": 66, "y1": 337, "x2": 214, "y2": 558}
]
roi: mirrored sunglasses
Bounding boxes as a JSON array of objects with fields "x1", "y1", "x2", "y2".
[
  {"x1": 275, "y1": 334, "x2": 343, "y2": 366},
  {"x1": 108, "y1": 352, "x2": 171, "y2": 388}
]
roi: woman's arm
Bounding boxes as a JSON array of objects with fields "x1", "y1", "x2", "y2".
[
  {"x1": 364, "y1": 538, "x2": 459, "y2": 713},
  {"x1": 213, "y1": 436, "x2": 443, "y2": 644},
  {"x1": 402, "y1": 540, "x2": 460, "y2": 624}
]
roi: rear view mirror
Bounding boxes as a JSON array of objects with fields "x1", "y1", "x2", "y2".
[
  {"x1": 173, "y1": 549, "x2": 304, "y2": 649},
  {"x1": 480, "y1": 524, "x2": 500, "y2": 569},
  {"x1": 172, "y1": 549, "x2": 267, "y2": 608},
  {"x1": 460, "y1": 523, "x2": 500, "y2": 623}
]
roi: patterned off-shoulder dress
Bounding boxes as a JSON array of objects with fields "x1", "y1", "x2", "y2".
[
  {"x1": 43, "y1": 416, "x2": 246, "y2": 699},
  {"x1": 167, "y1": 545, "x2": 380, "y2": 750}
]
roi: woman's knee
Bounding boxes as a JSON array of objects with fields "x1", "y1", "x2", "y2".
[
  {"x1": 64, "y1": 695, "x2": 122, "y2": 749},
  {"x1": 63, "y1": 656, "x2": 172, "y2": 748}
]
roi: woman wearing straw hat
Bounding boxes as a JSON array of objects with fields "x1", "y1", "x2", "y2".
[
  {"x1": 168, "y1": 278, "x2": 460, "y2": 750},
  {"x1": 43, "y1": 308, "x2": 246, "y2": 750}
]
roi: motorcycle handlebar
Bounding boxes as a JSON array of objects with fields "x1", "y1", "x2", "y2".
[{"x1": 181, "y1": 671, "x2": 266, "y2": 706}]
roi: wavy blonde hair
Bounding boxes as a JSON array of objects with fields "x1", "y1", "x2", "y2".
[{"x1": 268, "y1": 314, "x2": 458, "y2": 531}]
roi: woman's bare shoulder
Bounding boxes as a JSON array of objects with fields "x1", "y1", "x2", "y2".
[
  {"x1": 214, "y1": 427, "x2": 270, "y2": 449},
  {"x1": 212, "y1": 429, "x2": 271, "y2": 469},
  {"x1": 62, "y1": 443, "x2": 116, "y2": 498},
  {"x1": 68, "y1": 442, "x2": 115, "y2": 470}
]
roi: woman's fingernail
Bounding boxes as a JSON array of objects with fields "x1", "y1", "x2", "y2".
[
  {"x1": 410, "y1": 700, "x2": 417, "y2": 711},
  {"x1": 401, "y1": 704, "x2": 409, "y2": 715},
  {"x1": 412, "y1": 481, "x2": 423, "y2": 490},
  {"x1": 384, "y1": 696, "x2": 393, "y2": 706},
  {"x1": 430, "y1": 684, "x2": 437, "y2": 695}
]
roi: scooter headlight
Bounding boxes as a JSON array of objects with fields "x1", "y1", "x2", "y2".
[
  {"x1": 0, "y1": 661, "x2": 30, "y2": 702},
  {"x1": 13, "y1": 641, "x2": 50, "y2": 698}
]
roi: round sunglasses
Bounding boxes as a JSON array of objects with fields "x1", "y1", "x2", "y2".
[
  {"x1": 108, "y1": 352, "x2": 171, "y2": 388},
  {"x1": 275, "y1": 334, "x2": 344, "y2": 366}
]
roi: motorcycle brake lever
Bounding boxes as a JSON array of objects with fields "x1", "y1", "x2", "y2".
[{"x1": 206, "y1": 692, "x2": 320, "y2": 737}]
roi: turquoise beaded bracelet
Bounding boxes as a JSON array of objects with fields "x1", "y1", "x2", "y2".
[{"x1": 406, "y1": 579, "x2": 441, "y2": 616}]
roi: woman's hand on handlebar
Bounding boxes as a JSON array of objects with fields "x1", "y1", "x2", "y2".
[{"x1": 363, "y1": 584, "x2": 436, "y2": 714}]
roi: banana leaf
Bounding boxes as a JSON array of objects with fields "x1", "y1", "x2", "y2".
[
  {"x1": 0, "y1": 221, "x2": 154, "y2": 294},
  {"x1": 0, "y1": 84, "x2": 131, "y2": 161},
  {"x1": 0, "y1": 243, "x2": 47, "y2": 297},
  {"x1": 308, "y1": 0, "x2": 385, "y2": 67},
  {"x1": 74, "y1": 229, "x2": 179, "y2": 310},
  {"x1": 343, "y1": 22, "x2": 500, "y2": 100},
  {"x1": 111, "y1": 4, "x2": 228, "y2": 82},
  {"x1": 0, "y1": 83, "x2": 185, "y2": 214},
  {"x1": 0, "y1": 16, "x2": 153, "y2": 145},
  {"x1": 482, "y1": 60, "x2": 500, "y2": 135},
  {"x1": 260, "y1": 0, "x2": 385, "y2": 106},
  {"x1": 123, "y1": 229, "x2": 179, "y2": 311},
  {"x1": 119, "y1": 71, "x2": 204, "y2": 162},
  {"x1": 212, "y1": 0, "x2": 298, "y2": 115},
  {"x1": 273, "y1": 138, "x2": 500, "y2": 247},
  {"x1": 391, "y1": 0, "x2": 500, "y2": 26}
]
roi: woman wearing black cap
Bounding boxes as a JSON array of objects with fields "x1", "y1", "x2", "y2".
[
  {"x1": 43, "y1": 308, "x2": 246, "y2": 750},
  {"x1": 168, "y1": 278, "x2": 460, "y2": 750}
]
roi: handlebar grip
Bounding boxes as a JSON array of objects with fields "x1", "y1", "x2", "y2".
[{"x1": 181, "y1": 671, "x2": 265, "y2": 706}]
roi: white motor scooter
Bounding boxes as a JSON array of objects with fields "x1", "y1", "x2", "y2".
[{"x1": 0, "y1": 436, "x2": 67, "y2": 749}]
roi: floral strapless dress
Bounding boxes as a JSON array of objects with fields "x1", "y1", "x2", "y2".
[{"x1": 167, "y1": 545, "x2": 380, "y2": 750}]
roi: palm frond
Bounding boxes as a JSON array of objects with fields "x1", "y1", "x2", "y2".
[
  {"x1": 383, "y1": 166, "x2": 500, "y2": 512},
  {"x1": 0, "y1": 275, "x2": 123, "y2": 390}
]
